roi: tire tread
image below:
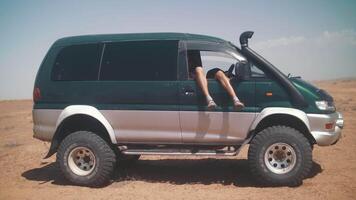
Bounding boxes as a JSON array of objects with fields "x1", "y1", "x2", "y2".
[
  {"x1": 248, "y1": 125, "x2": 312, "y2": 186},
  {"x1": 57, "y1": 131, "x2": 116, "y2": 187}
]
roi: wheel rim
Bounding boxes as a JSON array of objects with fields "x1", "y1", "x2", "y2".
[
  {"x1": 68, "y1": 147, "x2": 96, "y2": 176},
  {"x1": 264, "y1": 142, "x2": 296, "y2": 174}
]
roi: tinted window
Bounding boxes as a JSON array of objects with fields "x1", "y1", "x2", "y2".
[
  {"x1": 52, "y1": 44, "x2": 102, "y2": 81},
  {"x1": 100, "y1": 40, "x2": 178, "y2": 81}
]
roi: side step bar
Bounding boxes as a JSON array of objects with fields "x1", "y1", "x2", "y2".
[{"x1": 121, "y1": 148, "x2": 239, "y2": 156}]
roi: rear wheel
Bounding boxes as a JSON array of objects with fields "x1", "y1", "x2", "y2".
[
  {"x1": 248, "y1": 125, "x2": 312, "y2": 186},
  {"x1": 57, "y1": 131, "x2": 116, "y2": 187}
]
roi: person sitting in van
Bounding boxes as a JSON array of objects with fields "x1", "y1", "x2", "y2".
[{"x1": 188, "y1": 50, "x2": 245, "y2": 110}]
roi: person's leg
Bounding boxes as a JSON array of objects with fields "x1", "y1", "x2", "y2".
[
  {"x1": 214, "y1": 70, "x2": 244, "y2": 109},
  {"x1": 195, "y1": 67, "x2": 217, "y2": 109},
  {"x1": 194, "y1": 67, "x2": 209, "y2": 97},
  {"x1": 214, "y1": 70, "x2": 237, "y2": 98}
]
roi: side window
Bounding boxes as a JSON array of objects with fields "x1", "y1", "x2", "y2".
[
  {"x1": 201, "y1": 51, "x2": 236, "y2": 72},
  {"x1": 52, "y1": 44, "x2": 102, "y2": 81},
  {"x1": 250, "y1": 63, "x2": 267, "y2": 78},
  {"x1": 100, "y1": 40, "x2": 178, "y2": 81},
  {"x1": 187, "y1": 50, "x2": 237, "y2": 79}
]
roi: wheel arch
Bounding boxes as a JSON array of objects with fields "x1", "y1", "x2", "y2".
[
  {"x1": 44, "y1": 105, "x2": 116, "y2": 158},
  {"x1": 248, "y1": 107, "x2": 315, "y2": 145}
]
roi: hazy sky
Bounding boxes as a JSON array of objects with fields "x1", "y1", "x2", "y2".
[{"x1": 0, "y1": 0, "x2": 355, "y2": 99}]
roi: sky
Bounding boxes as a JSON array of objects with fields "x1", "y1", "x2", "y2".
[{"x1": 0, "y1": 0, "x2": 355, "y2": 99}]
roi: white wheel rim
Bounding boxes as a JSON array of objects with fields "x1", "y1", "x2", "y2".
[
  {"x1": 264, "y1": 142, "x2": 297, "y2": 174},
  {"x1": 68, "y1": 147, "x2": 96, "y2": 176}
]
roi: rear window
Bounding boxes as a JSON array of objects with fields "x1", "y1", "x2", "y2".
[
  {"x1": 52, "y1": 44, "x2": 102, "y2": 81},
  {"x1": 99, "y1": 40, "x2": 178, "y2": 81}
]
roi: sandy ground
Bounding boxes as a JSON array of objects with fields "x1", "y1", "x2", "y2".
[{"x1": 0, "y1": 79, "x2": 355, "y2": 200}]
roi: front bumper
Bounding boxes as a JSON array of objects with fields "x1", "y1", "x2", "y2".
[{"x1": 307, "y1": 112, "x2": 344, "y2": 146}]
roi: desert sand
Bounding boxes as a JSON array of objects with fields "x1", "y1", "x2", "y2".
[{"x1": 0, "y1": 79, "x2": 355, "y2": 200}]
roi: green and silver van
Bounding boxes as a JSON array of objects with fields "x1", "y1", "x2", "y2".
[{"x1": 33, "y1": 31, "x2": 344, "y2": 187}]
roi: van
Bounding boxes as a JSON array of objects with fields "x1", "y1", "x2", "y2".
[{"x1": 33, "y1": 31, "x2": 343, "y2": 187}]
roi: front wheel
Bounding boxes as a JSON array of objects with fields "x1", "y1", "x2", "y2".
[{"x1": 248, "y1": 126, "x2": 312, "y2": 186}]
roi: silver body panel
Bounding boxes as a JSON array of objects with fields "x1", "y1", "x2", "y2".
[
  {"x1": 32, "y1": 109, "x2": 61, "y2": 141},
  {"x1": 307, "y1": 112, "x2": 343, "y2": 146},
  {"x1": 180, "y1": 111, "x2": 256, "y2": 144},
  {"x1": 33, "y1": 108, "x2": 256, "y2": 145},
  {"x1": 33, "y1": 105, "x2": 343, "y2": 147},
  {"x1": 101, "y1": 110, "x2": 181, "y2": 143},
  {"x1": 33, "y1": 105, "x2": 117, "y2": 144}
]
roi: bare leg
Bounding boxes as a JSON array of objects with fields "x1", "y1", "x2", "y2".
[
  {"x1": 195, "y1": 67, "x2": 217, "y2": 109},
  {"x1": 194, "y1": 67, "x2": 210, "y2": 97},
  {"x1": 215, "y1": 71, "x2": 244, "y2": 109},
  {"x1": 215, "y1": 71, "x2": 237, "y2": 98}
]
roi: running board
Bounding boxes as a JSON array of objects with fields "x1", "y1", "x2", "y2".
[{"x1": 121, "y1": 148, "x2": 238, "y2": 156}]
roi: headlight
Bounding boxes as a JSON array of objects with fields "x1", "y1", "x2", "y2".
[{"x1": 315, "y1": 100, "x2": 335, "y2": 111}]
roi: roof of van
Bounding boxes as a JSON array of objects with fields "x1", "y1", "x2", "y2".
[{"x1": 53, "y1": 32, "x2": 230, "y2": 47}]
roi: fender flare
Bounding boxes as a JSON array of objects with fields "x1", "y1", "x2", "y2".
[
  {"x1": 250, "y1": 107, "x2": 311, "y2": 132},
  {"x1": 55, "y1": 105, "x2": 117, "y2": 144}
]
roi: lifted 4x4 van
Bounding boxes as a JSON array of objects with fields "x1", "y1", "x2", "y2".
[{"x1": 33, "y1": 31, "x2": 344, "y2": 187}]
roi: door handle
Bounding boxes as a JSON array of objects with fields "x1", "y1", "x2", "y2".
[
  {"x1": 184, "y1": 91, "x2": 195, "y2": 96},
  {"x1": 183, "y1": 87, "x2": 195, "y2": 96}
]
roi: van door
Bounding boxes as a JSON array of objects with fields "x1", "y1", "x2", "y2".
[
  {"x1": 249, "y1": 62, "x2": 292, "y2": 111},
  {"x1": 178, "y1": 45, "x2": 257, "y2": 145},
  {"x1": 97, "y1": 40, "x2": 182, "y2": 144}
]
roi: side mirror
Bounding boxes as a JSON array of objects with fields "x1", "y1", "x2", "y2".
[{"x1": 235, "y1": 61, "x2": 251, "y2": 81}]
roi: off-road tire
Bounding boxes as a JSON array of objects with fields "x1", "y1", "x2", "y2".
[
  {"x1": 248, "y1": 125, "x2": 312, "y2": 186},
  {"x1": 57, "y1": 131, "x2": 116, "y2": 187}
]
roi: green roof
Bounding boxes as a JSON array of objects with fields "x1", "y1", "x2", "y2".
[{"x1": 53, "y1": 32, "x2": 228, "y2": 47}]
